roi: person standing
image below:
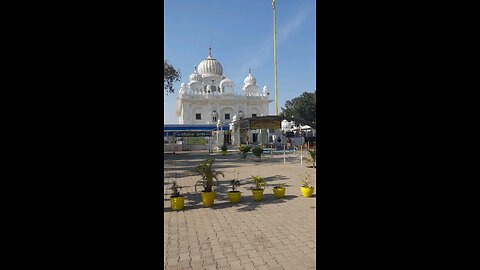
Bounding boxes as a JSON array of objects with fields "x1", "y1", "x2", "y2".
[{"x1": 276, "y1": 138, "x2": 282, "y2": 150}]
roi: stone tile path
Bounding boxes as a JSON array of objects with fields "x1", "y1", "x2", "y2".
[{"x1": 164, "y1": 151, "x2": 316, "y2": 269}]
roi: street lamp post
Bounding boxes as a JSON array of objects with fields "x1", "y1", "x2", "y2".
[{"x1": 216, "y1": 119, "x2": 221, "y2": 150}]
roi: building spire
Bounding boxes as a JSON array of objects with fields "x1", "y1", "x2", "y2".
[
  {"x1": 208, "y1": 46, "x2": 212, "y2": 57},
  {"x1": 248, "y1": 68, "x2": 251, "y2": 74}
]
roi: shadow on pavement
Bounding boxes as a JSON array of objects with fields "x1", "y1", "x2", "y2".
[
  {"x1": 211, "y1": 175, "x2": 295, "y2": 194},
  {"x1": 163, "y1": 193, "x2": 298, "y2": 213},
  {"x1": 234, "y1": 194, "x2": 297, "y2": 212}
]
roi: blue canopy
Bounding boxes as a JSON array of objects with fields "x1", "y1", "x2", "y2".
[{"x1": 163, "y1": 124, "x2": 230, "y2": 137}]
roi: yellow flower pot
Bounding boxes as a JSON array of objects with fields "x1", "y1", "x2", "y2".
[
  {"x1": 252, "y1": 189, "x2": 264, "y2": 201},
  {"x1": 227, "y1": 191, "x2": 241, "y2": 203},
  {"x1": 301, "y1": 186, "x2": 314, "y2": 197},
  {"x1": 201, "y1": 191, "x2": 216, "y2": 207},
  {"x1": 273, "y1": 187, "x2": 285, "y2": 199},
  {"x1": 170, "y1": 196, "x2": 185, "y2": 211}
]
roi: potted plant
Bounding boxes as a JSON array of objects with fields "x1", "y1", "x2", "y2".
[
  {"x1": 251, "y1": 175, "x2": 266, "y2": 201},
  {"x1": 300, "y1": 173, "x2": 315, "y2": 197},
  {"x1": 273, "y1": 183, "x2": 286, "y2": 199},
  {"x1": 272, "y1": 176, "x2": 286, "y2": 199},
  {"x1": 193, "y1": 157, "x2": 224, "y2": 207},
  {"x1": 252, "y1": 146, "x2": 263, "y2": 161},
  {"x1": 227, "y1": 169, "x2": 241, "y2": 203},
  {"x1": 220, "y1": 144, "x2": 228, "y2": 156},
  {"x1": 238, "y1": 145, "x2": 251, "y2": 159},
  {"x1": 307, "y1": 149, "x2": 316, "y2": 168},
  {"x1": 170, "y1": 181, "x2": 184, "y2": 211}
]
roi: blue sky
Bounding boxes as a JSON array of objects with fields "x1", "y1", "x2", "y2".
[{"x1": 164, "y1": 0, "x2": 316, "y2": 124}]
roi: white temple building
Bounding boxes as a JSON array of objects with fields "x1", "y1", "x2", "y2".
[
  {"x1": 164, "y1": 48, "x2": 316, "y2": 152},
  {"x1": 172, "y1": 47, "x2": 274, "y2": 148},
  {"x1": 176, "y1": 47, "x2": 272, "y2": 126}
]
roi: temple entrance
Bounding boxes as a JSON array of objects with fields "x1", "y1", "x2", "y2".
[
  {"x1": 252, "y1": 133, "x2": 258, "y2": 143},
  {"x1": 224, "y1": 131, "x2": 231, "y2": 145}
]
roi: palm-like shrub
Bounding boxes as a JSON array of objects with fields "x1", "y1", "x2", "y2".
[
  {"x1": 230, "y1": 169, "x2": 241, "y2": 191},
  {"x1": 273, "y1": 183, "x2": 284, "y2": 189},
  {"x1": 273, "y1": 176, "x2": 284, "y2": 189},
  {"x1": 301, "y1": 173, "x2": 314, "y2": 188},
  {"x1": 252, "y1": 146, "x2": 263, "y2": 160},
  {"x1": 238, "y1": 145, "x2": 251, "y2": 158},
  {"x1": 192, "y1": 157, "x2": 224, "y2": 192},
  {"x1": 251, "y1": 175, "x2": 266, "y2": 190},
  {"x1": 170, "y1": 181, "x2": 183, "y2": 198},
  {"x1": 307, "y1": 149, "x2": 316, "y2": 168},
  {"x1": 230, "y1": 179, "x2": 240, "y2": 192}
]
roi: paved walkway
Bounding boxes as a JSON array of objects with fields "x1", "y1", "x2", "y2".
[{"x1": 164, "y1": 151, "x2": 316, "y2": 270}]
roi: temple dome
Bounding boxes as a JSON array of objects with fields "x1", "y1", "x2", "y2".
[
  {"x1": 198, "y1": 48, "x2": 223, "y2": 76},
  {"x1": 219, "y1": 77, "x2": 234, "y2": 88},
  {"x1": 243, "y1": 69, "x2": 257, "y2": 86},
  {"x1": 189, "y1": 66, "x2": 203, "y2": 82}
]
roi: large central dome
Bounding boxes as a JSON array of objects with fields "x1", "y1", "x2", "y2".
[{"x1": 198, "y1": 48, "x2": 223, "y2": 76}]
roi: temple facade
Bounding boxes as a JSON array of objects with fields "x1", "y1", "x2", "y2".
[{"x1": 176, "y1": 48, "x2": 272, "y2": 125}]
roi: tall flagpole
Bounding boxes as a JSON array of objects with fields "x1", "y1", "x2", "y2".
[{"x1": 272, "y1": 0, "x2": 279, "y2": 115}]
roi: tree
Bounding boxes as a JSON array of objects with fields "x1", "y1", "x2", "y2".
[
  {"x1": 279, "y1": 91, "x2": 316, "y2": 123},
  {"x1": 164, "y1": 60, "x2": 181, "y2": 95}
]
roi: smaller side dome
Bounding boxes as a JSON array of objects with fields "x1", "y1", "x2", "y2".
[
  {"x1": 219, "y1": 77, "x2": 235, "y2": 89},
  {"x1": 179, "y1": 82, "x2": 187, "y2": 94},
  {"x1": 189, "y1": 66, "x2": 203, "y2": 82},
  {"x1": 243, "y1": 69, "x2": 257, "y2": 86},
  {"x1": 188, "y1": 80, "x2": 203, "y2": 93},
  {"x1": 263, "y1": 85, "x2": 269, "y2": 95}
]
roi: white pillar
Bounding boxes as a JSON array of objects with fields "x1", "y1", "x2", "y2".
[
  {"x1": 259, "y1": 129, "x2": 263, "y2": 145},
  {"x1": 232, "y1": 125, "x2": 240, "y2": 147},
  {"x1": 261, "y1": 129, "x2": 268, "y2": 145},
  {"x1": 216, "y1": 120, "x2": 223, "y2": 150},
  {"x1": 300, "y1": 145, "x2": 303, "y2": 167},
  {"x1": 217, "y1": 130, "x2": 224, "y2": 149},
  {"x1": 229, "y1": 123, "x2": 237, "y2": 147}
]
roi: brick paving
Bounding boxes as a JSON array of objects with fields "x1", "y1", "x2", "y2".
[{"x1": 164, "y1": 150, "x2": 316, "y2": 269}]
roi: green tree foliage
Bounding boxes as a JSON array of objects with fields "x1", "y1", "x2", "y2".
[
  {"x1": 280, "y1": 91, "x2": 316, "y2": 122},
  {"x1": 164, "y1": 60, "x2": 181, "y2": 95}
]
